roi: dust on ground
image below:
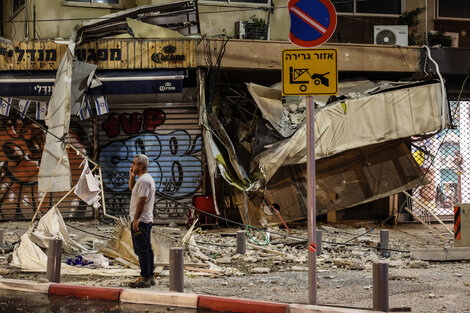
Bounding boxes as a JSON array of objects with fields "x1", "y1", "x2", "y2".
[{"x1": 0, "y1": 220, "x2": 469, "y2": 313}]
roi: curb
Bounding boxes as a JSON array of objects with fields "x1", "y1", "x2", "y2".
[
  {"x1": 120, "y1": 289, "x2": 198, "y2": 308},
  {"x1": 198, "y1": 294, "x2": 288, "y2": 313},
  {"x1": 0, "y1": 278, "x2": 383, "y2": 313},
  {"x1": 49, "y1": 284, "x2": 123, "y2": 301}
]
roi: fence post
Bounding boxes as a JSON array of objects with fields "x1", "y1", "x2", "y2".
[
  {"x1": 380, "y1": 230, "x2": 390, "y2": 258},
  {"x1": 373, "y1": 262, "x2": 389, "y2": 312},
  {"x1": 236, "y1": 230, "x2": 246, "y2": 254},
  {"x1": 169, "y1": 247, "x2": 184, "y2": 292},
  {"x1": 46, "y1": 238, "x2": 62, "y2": 283}
]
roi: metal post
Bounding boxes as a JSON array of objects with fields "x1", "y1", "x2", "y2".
[
  {"x1": 46, "y1": 238, "x2": 62, "y2": 283},
  {"x1": 316, "y1": 229, "x2": 322, "y2": 256},
  {"x1": 236, "y1": 230, "x2": 246, "y2": 254},
  {"x1": 169, "y1": 247, "x2": 184, "y2": 292},
  {"x1": 373, "y1": 262, "x2": 389, "y2": 312},
  {"x1": 380, "y1": 230, "x2": 390, "y2": 258},
  {"x1": 307, "y1": 95, "x2": 317, "y2": 304},
  {"x1": 0, "y1": 230, "x2": 3, "y2": 248}
]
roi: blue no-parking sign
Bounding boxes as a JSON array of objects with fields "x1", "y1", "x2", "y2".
[{"x1": 288, "y1": 0, "x2": 337, "y2": 48}]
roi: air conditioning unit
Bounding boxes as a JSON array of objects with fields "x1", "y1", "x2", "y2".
[
  {"x1": 235, "y1": 21, "x2": 245, "y2": 39},
  {"x1": 374, "y1": 25, "x2": 408, "y2": 46}
]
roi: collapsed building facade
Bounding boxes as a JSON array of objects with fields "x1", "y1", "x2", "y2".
[{"x1": 0, "y1": 1, "x2": 467, "y2": 227}]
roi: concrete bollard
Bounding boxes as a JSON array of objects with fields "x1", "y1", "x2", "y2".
[
  {"x1": 46, "y1": 238, "x2": 62, "y2": 283},
  {"x1": 380, "y1": 230, "x2": 390, "y2": 258},
  {"x1": 373, "y1": 262, "x2": 389, "y2": 312},
  {"x1": 169, "y1": 247, "x2": 184, "y2": 292},
  {"x1": 316, "y1": 230, "x2": 322, "y2": 256},
  {"x1": 236, "y1": 230, "x2": 246, "y2": 254}
]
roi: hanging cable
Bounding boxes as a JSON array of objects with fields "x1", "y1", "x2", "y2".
[{"x1": 423, "y1": 45, "x2": 447, "y2": 130}]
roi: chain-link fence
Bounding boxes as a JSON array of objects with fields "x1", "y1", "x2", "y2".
[{"x1": 412, "y1": 94, "x2": 469, "y2": 220}]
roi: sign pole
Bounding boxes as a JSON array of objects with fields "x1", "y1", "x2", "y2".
[
  {"x1": 307, "y1": 95, "x2": 317, "y2": 305},
  {"x1": 286, "y1": 0, "x2": 337, "y2": 304}
]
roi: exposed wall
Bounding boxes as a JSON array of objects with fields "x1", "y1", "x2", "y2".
[
  {"x1": 197, "y1": 2, "x2": 272, "y2": 39},
  {"x1": 3, "y1": 0, "x2": 469, "y2": 47},
  {"x1": 3, "y1": 0, "x2": 137, "y2": 41}
]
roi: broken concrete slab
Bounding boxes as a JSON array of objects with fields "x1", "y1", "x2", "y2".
[
  {"x1": 251, "y1": 267, "x2": 271, "y2": 274},
  {"x1": 411, "y1": 247, "x2": 470, "y2": 261}
]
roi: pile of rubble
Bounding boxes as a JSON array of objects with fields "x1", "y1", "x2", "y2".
[
  {"x1": 160, "y1": 224, "x2": 435, "y2": 277},
  {"x1": 279, "y1": 96, "x2": 307, "y2": 132},
  {"x1": 0, "y1": 220, "x2": 445, "y2": 279}
]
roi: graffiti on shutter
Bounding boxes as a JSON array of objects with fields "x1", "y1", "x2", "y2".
[
  {"x1": 98, "y1": 102, "x2": 202, "y2": 224},
  {"x1": 0, "y1": 112, "x2": 94, "y2": 221}
]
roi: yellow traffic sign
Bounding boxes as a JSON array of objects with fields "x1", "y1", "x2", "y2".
[{"x1": 282, "y1": 48, "x2": 337, "y2": 96}]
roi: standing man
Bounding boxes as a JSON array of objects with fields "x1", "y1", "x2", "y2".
[{"x1": 128, "y1": 154, "x2": 156, "y2": 288}]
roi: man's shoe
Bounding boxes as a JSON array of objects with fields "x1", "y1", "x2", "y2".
[
  {"x1": 150, "y1": 277, "x2": 156, "y2": 286},
  {"x1": 128, "y1": 277, "x2": 152, "y2": 288}
]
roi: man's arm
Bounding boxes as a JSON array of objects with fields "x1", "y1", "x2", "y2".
[{"x1": 132, "y1": 196, "x2": 148, "y2": 231}]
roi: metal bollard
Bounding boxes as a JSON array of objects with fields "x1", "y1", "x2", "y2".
[
  {"x1": 46, "y1": 238, "x2": 62, "y2": 283},
  {"x1": 380, "y1": 230, "x2": 390, "y2": 258},
  {"x1": 316, "y1": 230, "x2": 322, "y2": 256},
  {"x1": 236, "y1": 230, "x2": 246, "y2": 254},
  {"x1": 169, "y1": 247, "x2": 184, "y2": 292},
  {"x1": 373, "y1": 262, "x2": 389, "y2": 312}
]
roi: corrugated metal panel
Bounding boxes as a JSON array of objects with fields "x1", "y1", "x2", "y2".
[
  {"x1": 0, "y1": 99, "x2": 94, "y2": 221},
  {"x1": 97, "y1": 100, "x2": 203, "y2": 224}
]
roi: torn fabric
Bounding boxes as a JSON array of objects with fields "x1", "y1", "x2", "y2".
[
  {"x1": 30, "y1": 207, "x2": 88, "y2": 253},
  {"x1": 71, "y1": 60, "x2": 97, "y2": 115},
  {"x1": 38, "y1": 47, "x2": 73, "y2": 193},
  {"x1": 74, "y1": 159, "x2": 101, "y2": 205}
]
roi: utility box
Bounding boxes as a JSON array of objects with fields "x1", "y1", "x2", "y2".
[{"x1": 454, "y1": 204, "x2": 470, "y2": 247}]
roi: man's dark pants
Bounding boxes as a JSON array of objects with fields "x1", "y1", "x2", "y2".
[{"x1": 131, "y1": 221, "x2": 154, "y2": 278}]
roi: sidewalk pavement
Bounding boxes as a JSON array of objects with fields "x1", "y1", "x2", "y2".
[{"x1": 0, "y1": 278, "x2": 385, "y2": 313}]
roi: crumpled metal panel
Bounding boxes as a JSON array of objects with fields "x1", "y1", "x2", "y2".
[{"x1": 75, "y1": 1, "x2": 200, "y2": 44}]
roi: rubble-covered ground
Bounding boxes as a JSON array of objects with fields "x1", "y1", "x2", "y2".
[{"x1": 0, "y1": 220, "x2": 469, "y2": 313}]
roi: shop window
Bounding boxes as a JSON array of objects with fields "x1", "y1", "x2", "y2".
[
  {"x1": 332, "y1": 0, "x2": 402, "y2": 15},
  {"x1": 12, "y1": 0, "x2": 25, "y2": 15},
  {"x1": 437, "y1": 0, "x2": 470, "y2": 19}
]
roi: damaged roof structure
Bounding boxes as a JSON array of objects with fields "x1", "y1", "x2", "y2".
[{"x1": 204, "y1": 78, "x2": 450, "y2": 226}]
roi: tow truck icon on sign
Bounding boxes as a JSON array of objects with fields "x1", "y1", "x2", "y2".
[{"x1": 289, "y1": 67, "x2": 330, "y2": 92}]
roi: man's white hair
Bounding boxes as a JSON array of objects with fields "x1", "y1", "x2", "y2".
[{"x1": 135, "y1": 154, "x2": 149, "y2": 168}]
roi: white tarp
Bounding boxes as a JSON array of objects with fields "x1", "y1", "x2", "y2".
[
  {"x1": 11, "y1": 207, "x2": 141, "y2": 276},
  {"x1": 251, "y1": 81, "x2": 449, "y2": 183}
]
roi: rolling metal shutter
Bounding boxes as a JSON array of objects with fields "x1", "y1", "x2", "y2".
[
  {"x1": 0, "y1": 99, "x2": 94, "y2": 221},
  {"x1": 97, "y1": 98, "x2": 203, "y2": 224}
]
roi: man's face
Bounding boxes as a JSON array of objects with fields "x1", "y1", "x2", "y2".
[{"x1": 131, "y1": 158, "x2": 142, "y2": 175}]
